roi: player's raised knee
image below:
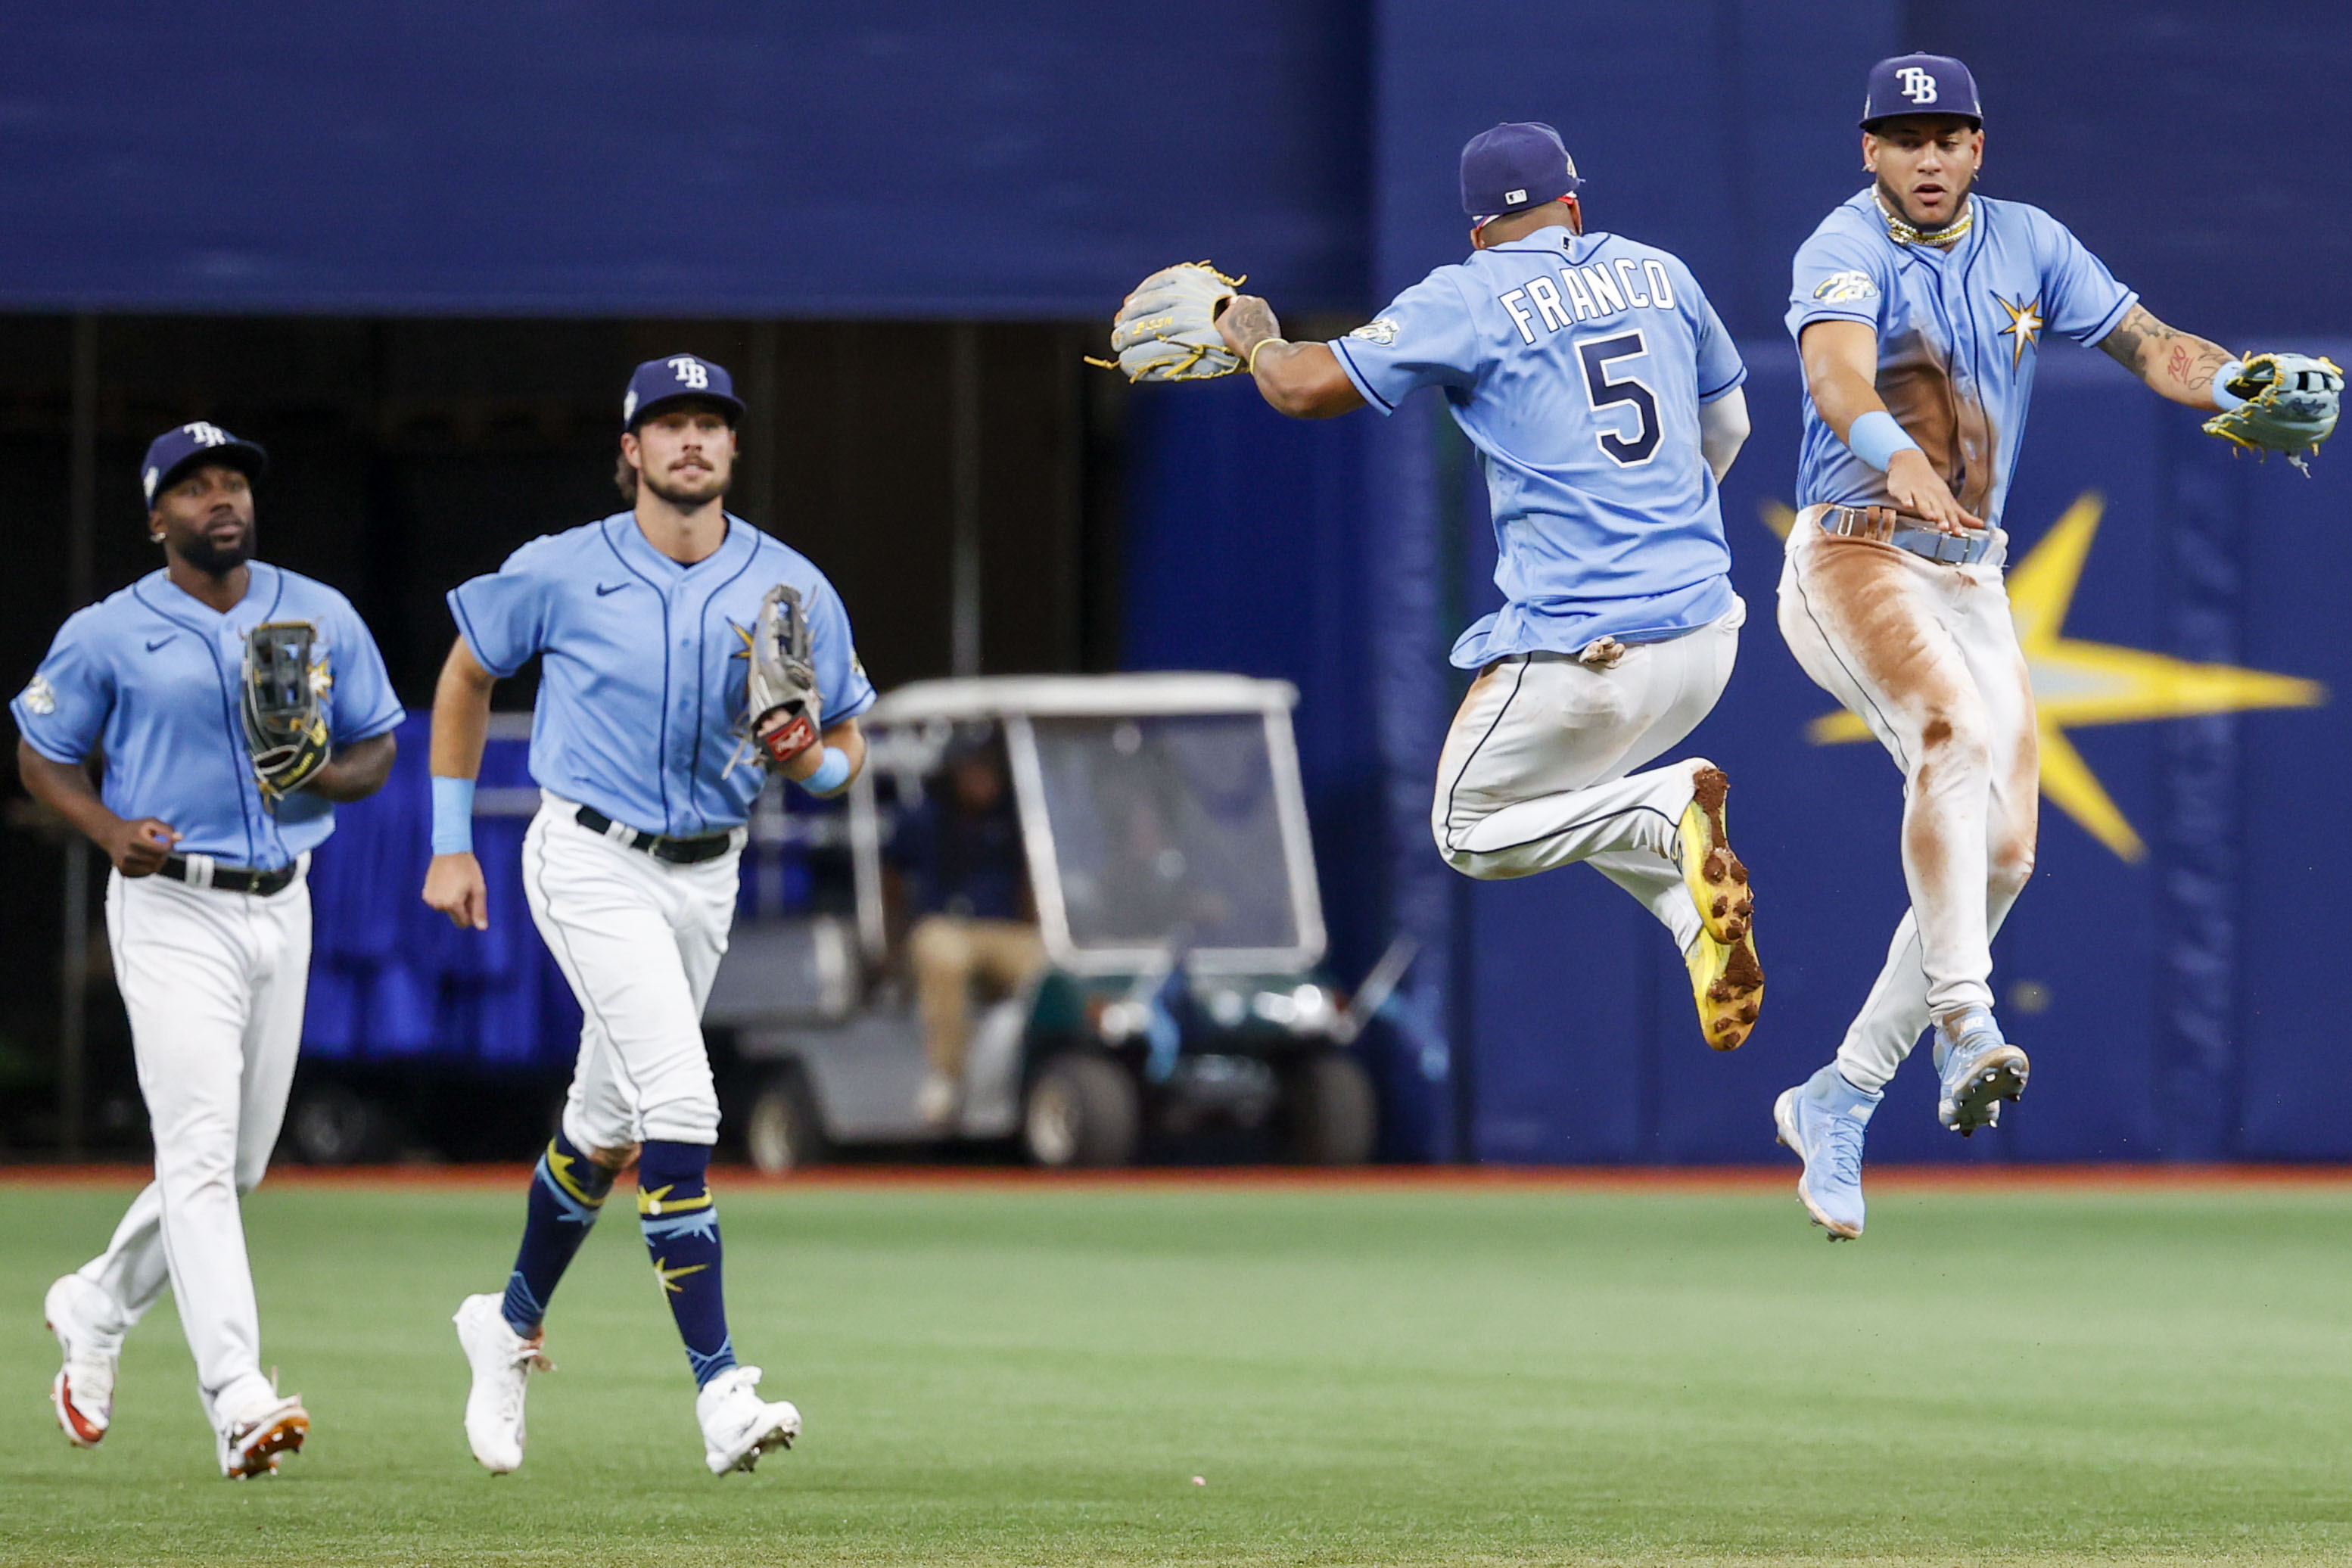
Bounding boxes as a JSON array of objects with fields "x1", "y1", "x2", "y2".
[
  {"x1": 1915, "y1": 711, "x2": 1991, "y2": 775},
  {"x1": 1989, "y1": 840, "x2": 2036, "y2": 899}
]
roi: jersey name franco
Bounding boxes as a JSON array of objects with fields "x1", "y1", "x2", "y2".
[
  {"x1": 1331, "y1": 226, "x2": 1747, "y2": 668},
  {"x1": 448, "y1": 513, "x2": 876, "y2": 838},
  {"x1": 10, "y1": 562, "x2": 405, "y2": 869},
  {"x1": 1788, "y1": 188, "x2": 2137, "y2": 532}
]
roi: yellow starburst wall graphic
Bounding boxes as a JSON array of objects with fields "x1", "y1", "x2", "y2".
[{"x1": 1765, "y1": 493, "x2": 2328, "y2": 861}]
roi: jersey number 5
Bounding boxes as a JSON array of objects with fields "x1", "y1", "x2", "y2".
[{"x1": 1577, "y1": 331, "x2": 1660, "y2": 467}]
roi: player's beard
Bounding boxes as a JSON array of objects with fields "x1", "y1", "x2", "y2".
[
  {"x1": 179, "y1": 520, "x2": 254, "y2": 575},
  {"x1": 1878, "y1": 167, "x2": 1975, "y2": 236},
  {"x1": 642, "y1": 465, "x2": 731, "y2": 511}
]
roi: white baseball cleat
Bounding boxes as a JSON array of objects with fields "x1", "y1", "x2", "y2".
[
  {"x1": 45, "y1": 1274, "x2": 123, "y2": 1449},
  {"x1": 696, "y1": 1365, "x2": 801, "y2": 1476},
  {"x1": 454, "y1": 1293, "x2": 550, "y2": 1474},
  {"x1": 1934, "y1": 1008, "x2": 2029, "y2": 1137},
  {"x1": 216, "y1": 1388, "x2": 308, "y2": 1479}
]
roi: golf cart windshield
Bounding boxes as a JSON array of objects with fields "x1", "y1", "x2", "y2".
[
  {"x1": 859, "y1": 675, "x2": 1326, "y2": 976},
  {"x1": 1027, "y1": 713, "x2": 1298, "y2": 957}
]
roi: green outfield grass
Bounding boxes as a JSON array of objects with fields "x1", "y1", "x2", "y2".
[{"x1": 2, "y1": 1173, "x2": 2348, "y2": 1566}]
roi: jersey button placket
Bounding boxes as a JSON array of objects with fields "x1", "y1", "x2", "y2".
[{"x1": 673, "y1": 588, "x2": 698, "y2": 809}]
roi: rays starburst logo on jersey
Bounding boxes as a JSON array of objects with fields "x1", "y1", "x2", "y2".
[
  {"x1": 1766, "y1": 493, "x2": 2326, "y2": 860},
  {"x1": 1995, "y1": 294, "x2": 2044, "y2": 371}
]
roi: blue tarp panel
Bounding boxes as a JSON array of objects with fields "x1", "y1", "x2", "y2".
[{"x1": 302, "y1": 718, "x2": 580, "y2": 1068}]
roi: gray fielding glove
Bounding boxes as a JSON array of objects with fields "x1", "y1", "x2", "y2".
[
  {"x1": 2203, "y1": 352, "x2": 2343, "y2": 474},
  {"x1": 748, "y1": 584, "x2": 822, "y2": 768},
  {"x1": 1086, "y1": 262, "x2": 1245, "y2": 381},
  {"x1": 241, "y1": 621, "x2": 332, "y2": 808}
]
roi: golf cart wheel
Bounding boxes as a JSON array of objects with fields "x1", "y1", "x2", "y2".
[
  {"x1": 1277, "y1": 1051, "x2": 1377, "y2": 1165},
  {"x1": 1022, "y1": 1053, "x2": 1140, "y2": 1168},
  {"x1": 745, "y1": 1065, "x2": 828, "y2": 1174}
]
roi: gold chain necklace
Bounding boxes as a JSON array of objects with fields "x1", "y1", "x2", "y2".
[{"x1": 1878, "y1": 193, "x2": 1972, "y2": 248}]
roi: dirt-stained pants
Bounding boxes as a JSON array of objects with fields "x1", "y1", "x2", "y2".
[
  {"x1": 909, "y1": 915, "x2": 1047, "y2": 1080},
  {"x1": 1430, "y1": 602, "x2": 1744, "y2": 955},
  {"x1": 1776, "y1": 506, "x2": 2039, "y2": 1090}
]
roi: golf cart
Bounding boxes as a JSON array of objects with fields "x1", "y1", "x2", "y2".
[{"x1": 703, "y1": 674, "x2": 1408, "y2": 1170}]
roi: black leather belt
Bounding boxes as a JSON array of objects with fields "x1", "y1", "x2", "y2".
[
  {"x1": 574, "y1": 806, "x2": 736, "y2": 865},
  {"x1": 1818, "y1": 503, "x2": 1994, "y2": 565},
  {"x1": 159, "y1": 854, "x2": 299, "y2": 897}
]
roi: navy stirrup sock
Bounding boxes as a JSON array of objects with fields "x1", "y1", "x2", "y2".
[
  {"x1": 502, "y1": 1131, "x2": 615, "y2": 1336},
  {"x1": 637, "y1": 1140, "x2": 736, "y2": 1387}
]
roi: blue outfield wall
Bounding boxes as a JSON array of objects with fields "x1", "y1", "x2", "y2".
[
  {"x1": 1125, "y1": 341, "x2": 2352, "y2": 1162},
  {"x1": 3, "y1": 3, "x2": 2347, "y2": 337}
]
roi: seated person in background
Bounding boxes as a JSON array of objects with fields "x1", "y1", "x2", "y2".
[{"x1": 885, "y1": 730, "x2": 1043, "y2": 1125}]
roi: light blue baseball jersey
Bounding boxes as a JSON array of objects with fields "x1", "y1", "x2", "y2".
[
  {"x1": 1788, "y1": 188, "x2": 2136, "y2": 530},
  {"x1": 11, "y1": 563, "x2": 405, "y2": 870},
  {"x1": 448, "y1": 512, "x2": 875, "y2": 838},
  {"x1": 1330, "y1": 225, "x2": 1747, "y2": 668}
]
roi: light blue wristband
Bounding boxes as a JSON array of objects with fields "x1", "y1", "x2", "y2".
[
  {"x1": 1845, "y1": 409, "x2": 1922, "y2": 472},
  {"x1": 801, "y1": 747, "x2": 852, "y2": 796},
  {"x1": 430, "y1": 776, "x2": 476, "y2": 855},
  {"x1": 2209, "y1": 359, "x2": 2247, "y2": 412}
]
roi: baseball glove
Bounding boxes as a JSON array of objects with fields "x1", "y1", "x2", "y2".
[
  {"x1": 1085, "y1": 262, "x2": 1245, "y2": 382},
  {"x1": 747, "y1": 583, "x2": 822, "y2": 768},
  {"x1": 2202, "y1": 352, "x2": 2343, "y2": 473},
  {"x1": 241, "y1": 621, "x2": 331, "y2": 807}
]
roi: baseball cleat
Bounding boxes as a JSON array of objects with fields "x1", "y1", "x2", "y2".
[
  {"x1": 1685, "y1": 928, "x2": 1763, "y2": 1050},
  {"x1": 1678, "y1": 766, "x2": 1754, "y2": 945},
  {"x1": 455, "y1": 1293, "x2": 551, "y2": 1474},
  {"x1": 696, "y1": 1365, "x2": 801, "y2": 1476},
  {"x1": 45, "y1": 1274, "x2": 123, "y2": 1449},
  {"x1": 1934, "y1": 1008, "x2": 2029, "y2": 1136},
  {"x1": 217, "y1": 1392, "x2": 308, "y2": 1479},
  {"x1": 1773, "y1": 1065, "x2": 1881, "y2": 1240}
]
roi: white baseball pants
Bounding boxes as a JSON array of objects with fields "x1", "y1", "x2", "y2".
[
  {"x1": 1776, "y1": 507, "x2": 2039, "y2": 1090},
  {"x1": 79, "y1": 862, "x2": 310, "y2": 1432},
  {"x1": 1432, "y1": 601, "x2": 1744, "y2": 952},
  {"x1": 523, "y1": 795, "x2": 742, "y2": 1153}
]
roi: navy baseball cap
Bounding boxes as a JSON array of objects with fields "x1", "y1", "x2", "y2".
[
  {"x1": 141, "y1": 421, "x2": 267, "y2": 509},
  {"x1": 1860, "y1": 54, "x2": 1982, "y2": 129},
  {"x1": 1460, "y1": 121, "x2": 1583, "y2": 221},
  {"x1": 622, "y1": 353, "x2": 746, "y2": 430}
]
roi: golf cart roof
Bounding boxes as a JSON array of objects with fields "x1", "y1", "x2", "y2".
[{"x1": 866, "y1": 674, "x2": 1299, "y2": 723}]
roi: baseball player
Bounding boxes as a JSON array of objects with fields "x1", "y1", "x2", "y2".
[
  {"x1": 18, "y1": 422, "x2": 403, "y2": 1476},
  {"x1": 1117, "y1": 123, "x2": 1763, "y2": 1049},
  {"x1": 1771, "y1": 54, "x2": 2342, "y2": 1239},
  {"x1": 425, "y1": 354, "x2": 874, "y2": 1476}
]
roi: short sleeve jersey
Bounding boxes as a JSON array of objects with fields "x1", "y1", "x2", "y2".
[
  {"x1": 10, "y1": 563, "x2": 405, "y2": 870},
  {"x1": 447, "y1": 513, "x2": 876, "y2": 837},
  {"x1": 1330, "y1": 226, "x2": 1747, "y2": 668},
  {"x1": 1787, "y1": 188, "x2": 2136, "y2": 530}
]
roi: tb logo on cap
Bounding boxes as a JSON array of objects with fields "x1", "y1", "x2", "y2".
[
  {"x1": 184, "y1": 422, "x2": 230, "y2": 446},
  {"x1": 1896, "y1": 66, "x2": 1939, "y2": 104},
  {"x1": 667, "y1": 356, "x2": 711, "y2": 390}
]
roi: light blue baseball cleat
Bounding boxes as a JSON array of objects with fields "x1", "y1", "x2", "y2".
[
  {"x1": 1933, "y1": 1007, "x2": 2029, "y2": 1137},
  {"x1": 1772, "y1": 1065, "x2": 1881, "y2": 1240}
]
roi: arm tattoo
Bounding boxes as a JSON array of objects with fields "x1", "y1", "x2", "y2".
[
  {"x1": 2098, "y1": 303, "x2": 2233, "y2": 401},
  {"x1": 2097, "y1": 304, "x2": 2151, "y2": 371},
  {"x1": 1219, "y1": 297, "x2": 1282, "y2": 362}
]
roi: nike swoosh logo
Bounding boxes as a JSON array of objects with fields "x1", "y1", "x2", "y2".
[
  {"x1": 596, "y1": 583, "x2": 627, "y2": 596},
  {"x1": 145, "y1": 637, "x2": 173, "y2": 652}
]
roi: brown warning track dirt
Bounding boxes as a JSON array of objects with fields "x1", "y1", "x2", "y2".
[{"x1": 6, "y1": 1162, "x2": 2352, "y2": 1193}]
